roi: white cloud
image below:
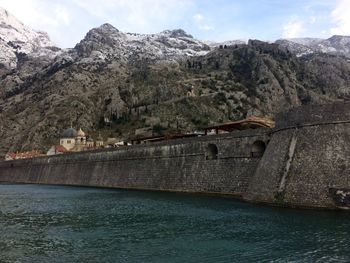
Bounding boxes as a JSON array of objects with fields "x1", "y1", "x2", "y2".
[
  {"x1": 0, "y1": 0, "x2": 195, "y2": 47},
  {"x1": 54, "y1": 5, "x2": 71, "y2": 26},
  {"x1": 3, "y1": 0, "x2": 343, "y2": 48},
  {"x1": 193, "y1": 13, "x2": 214, "y2": 31},
  {"x1": 282, "y1": 18, "x2": 305, "y2": 38},
  {"x1": 330, "y1": 0, "x2": 350, "y2": 35},
  {"x1": 309, "y1": 16, "x2": 316, "y2": 24},
  {"x1": 71, "y1": 0, "x2": 194, "y2": 32}
]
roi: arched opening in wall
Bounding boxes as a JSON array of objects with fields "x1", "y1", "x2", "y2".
[
  {"x1": 81, "y1": 138, "x2": 84, "y2": 143},
  {"x1": 206, "y1": 144, "x2": 218, "y2": 160},
  {"x1": 251, "y1": 141, "x2": 266, "y2": 157}
]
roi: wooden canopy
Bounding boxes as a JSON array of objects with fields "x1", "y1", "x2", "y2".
[
  {"x1": 204, "y1": 116, "x2": 275, "y2": 134},
  {"x1": 131, "y1": 133, "x2": 203, "y2": 145}
]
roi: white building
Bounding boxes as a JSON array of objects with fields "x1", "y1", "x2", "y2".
[
  {"x1": 59, "y1": 127, "x2": 79, "y2": 151},
  {"x1": 49, "y1": 127, "x2": 104, "y2": 154}
]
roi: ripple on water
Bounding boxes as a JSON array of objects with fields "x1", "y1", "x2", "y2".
[{"x1": 0, "y1": 184, "x2": 350, "y2": 263}]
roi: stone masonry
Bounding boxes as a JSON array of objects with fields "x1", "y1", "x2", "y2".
[{"x1": 1, "y1": 103, "x2": 350, "y2": 209}]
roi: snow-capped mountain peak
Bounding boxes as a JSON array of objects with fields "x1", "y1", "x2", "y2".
[
  {"x1": 159, "y1": 29, "x2": 193, "y2": 38},
  {"x1": 0, "y1": 7, "x2": 25, "y2": 30},
  {"x1": 74, "y1": 24, "x2": 211, "y2": 63},
  {"x1": 0, "y1": 7, "x2": 59, "y2": 69}
]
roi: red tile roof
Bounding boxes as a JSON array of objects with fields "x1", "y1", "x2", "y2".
[
  {"x1": 5, "y1": 150, "x2": 45, "y2": 160},
  {"x1": 55, "y1": 145, "x2": 67, "y2": 153}
]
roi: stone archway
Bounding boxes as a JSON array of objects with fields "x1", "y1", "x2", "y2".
[
  {"x1": 206, "y1": 144, "x2": 218, "y2": 160},
  {"x1": 251, "y1": 141, "x2": 266, "y2": 157}
]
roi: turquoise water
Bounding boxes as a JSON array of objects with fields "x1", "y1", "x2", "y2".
[{"x1": 0, "y1": 185, "x2": 349, "y2": 263}]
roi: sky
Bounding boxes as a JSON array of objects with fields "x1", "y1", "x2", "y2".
[{"x1": 0, "y1": 0, "x2": 349, "y2": 48}]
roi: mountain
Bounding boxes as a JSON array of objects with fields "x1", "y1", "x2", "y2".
[
  {"x1": 204, "y1": 40, "x2": 246, "y2": 48},
  {"x1": 0, "y1": 8, "x2": 350, "y2": 156},
  {"x1": 0, "y1": 7, "x2": 60, "y2": 72},
  {"x1": 275, "y1": 39, "x2": 316, "y2": 57},
  {"x1": 276, "y1": 35, "x2": 350, "y2": 58},
  {"x1": 283, "y1": 37, "x2": 324, "y2": 46},
  {"x1": 73, "y1": 24, "x2": 211, "y2": 64},
  {"x1": 316, "y1": 35, "x2": 350, "y2": 57}
]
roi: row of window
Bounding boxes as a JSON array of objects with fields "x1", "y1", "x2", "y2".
[
  {"x1": 206, "y1": 141, "x2": 266, "y2": 160},
  {"x1": 61, "y1": 138, "x2": 85, "y2": 144}
]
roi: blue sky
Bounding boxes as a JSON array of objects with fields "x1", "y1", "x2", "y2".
[{"x1": 0, "y1": 0, "x2": 349, "y2": 48}]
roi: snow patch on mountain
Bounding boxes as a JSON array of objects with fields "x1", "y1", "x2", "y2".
[
  {"x1": 0, "y1": 7, "x2": 60, "y2": 69},
  {"x1": 276, "y1": 35, "x2": 350, "y2": 58},
  {"x1": 284, "y1": 37, "x2": 323, "y2": 47},
  {"x1": 74, "y1": 24, "x2": 212, "y2": 64},
  {"x1": 204, "y1": 40, "x2": 246, "y2": 48}
]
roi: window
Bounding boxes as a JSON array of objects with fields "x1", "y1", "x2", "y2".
[
  {"x1": 251, "y1": 141, "x2": 266, "y2": 157},
  {"x1": 67, "y1": 140, "x2": 71, "y2": 144},
  {"x1": 206, "y1": 144, "x2": 218, "y2": 160}
]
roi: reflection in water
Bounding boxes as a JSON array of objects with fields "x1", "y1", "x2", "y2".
[{"x1": 0, "y1": 184, "x2": 349, "y2": 263}]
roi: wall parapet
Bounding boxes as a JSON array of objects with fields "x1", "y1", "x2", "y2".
[{"x1": 276, "y1": 103, "x2": 350, "y2": 129}]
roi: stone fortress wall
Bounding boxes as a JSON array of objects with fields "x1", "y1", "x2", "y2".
[
  {"x1": 246, "y1": 103, "x2": 350, "y2": 209},
  {"x1": 0, "y1": 129, "x2": 270, "y2": 198},
  {"x1": 0, "y1": 103, "x2": 349, "y2": 209}
]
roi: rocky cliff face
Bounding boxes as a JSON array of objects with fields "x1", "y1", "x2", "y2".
[{"x1": 0, "y1": 8, "x2": 350, "y2": 156}]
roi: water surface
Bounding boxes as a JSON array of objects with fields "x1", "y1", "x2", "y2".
[{"x1": 0, "y1": 184, "x2": 349, "y2": 262}]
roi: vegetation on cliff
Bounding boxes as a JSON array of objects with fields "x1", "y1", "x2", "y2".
[{"x1": 1, "y1": 23, "x2": 350, "y2": 156}]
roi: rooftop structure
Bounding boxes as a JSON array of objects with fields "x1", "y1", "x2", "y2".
[
  {"x1": 204, "y1": 116, "x2": 275, "y2": 135},
  {"x1": 46, "y1": 145, "x2": 68, "y2": 156},
  {"x1": 77, "y1": 128, "x2": 86, "y2": 137},
  {"x1": 5, "y1": 150, "x2": 44, "y2": 160},
  {"x1": 61, "y1": 128, "x2": 78, "y2": 138},
  {"x1": 131, "y1": 133, "x2": 204, "y2": 145}
]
